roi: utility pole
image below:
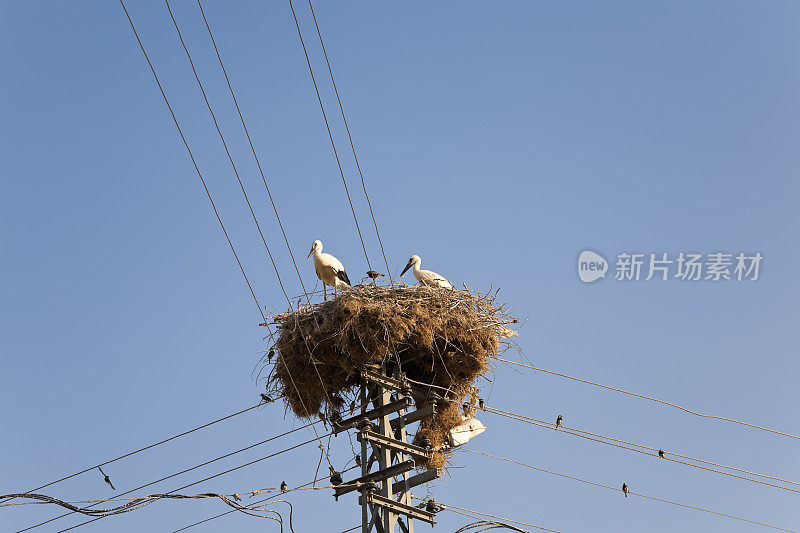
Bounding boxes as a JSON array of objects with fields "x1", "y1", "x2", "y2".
[{"x1": 333, "y1": 363, "x2": 441, "y2": 532}]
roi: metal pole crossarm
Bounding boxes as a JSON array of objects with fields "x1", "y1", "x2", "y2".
[
  {"x1": 335, "y1": 460, "x2": 416, "y2": 498},
  {"x1": 361, "y1": 369, "x2": 426, "y2": 402},
  {"x1": 390, "y1": 404, "x2": 435, "y2": 432},
  {"x1": 334, "y1": 397, "x2": 413, "y2": 435},
  {"x1": 361, "y1": 368, "x2": 460, "y2": 403},
  {"x1": 359, "y1": 492, "x2": 436, "y2": 525},
  {"x1": 392, "y1": 469, "x2": 440, "y2": 494},
  {"x1": 357, "y1": 432, "x2": 431, "y2": 462}
]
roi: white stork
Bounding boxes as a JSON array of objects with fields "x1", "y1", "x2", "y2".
[
  {"x1": 307, "y1": 240, "x2": 350, "y2": 300},
  {"x1": 400, "y1": 255, "x2": 453, "y2": 289}
]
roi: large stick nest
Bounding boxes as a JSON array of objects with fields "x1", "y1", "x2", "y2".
[{"x1": 264, "y1": 284, "x2": 517, "y2": 468}]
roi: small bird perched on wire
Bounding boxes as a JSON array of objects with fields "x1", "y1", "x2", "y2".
[
  {"x1": 658, "y1": 449, "x2": 665, "y2": 458},
  {"x1": 307, "y1": 240, "x2": 350, "y2": 301},
  {"x1": 401, "y1": 254, "x2": 453, "y2": 289},
  {"x1": 267, "y1": 348, "x2": 274, "y2": 363},
  {"x1": 97, "y1": 467, "x2": 115, "y2": 490},
  {"x1": 330, "y1": 393, "x2": 345, "y2": 410},
  {"x1": 555, "y1": 415, "x2": 563, "y2": 429},
  {"x1": 622, "y1": 483, "x2": 629, "y2": 498},
  {"x1": 329, "y1": 466, "x2": 343, "y2": 486},
  {"x1": 280, "y1": 481, "x2": 288, "y2": 492},
  {"x1": 260, "y1": 393, "x2": 273, "y2": 404},
  {"x1": 366, "y1": 270, "x2": 384, "y2": 283},
  {"x1": 355, "y1": 454, "x2": 362, "y2": 467}
]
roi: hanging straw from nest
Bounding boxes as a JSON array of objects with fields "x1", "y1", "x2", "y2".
[{"x1": 263, "y1": 284, "x2": 517, "y2": 468}]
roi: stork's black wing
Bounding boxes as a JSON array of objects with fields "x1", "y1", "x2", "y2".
[{"x1": 338, "y1": 270, "x2": 351, "y2": 285}]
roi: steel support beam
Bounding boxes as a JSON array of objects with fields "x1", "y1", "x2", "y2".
[
  {"x1": 335, "y1": 460, "x2": 415, "y2": 498},
  {"x1": 357, "y1": 431, "x2": 430, "y2": 463},
  {"x1": 360, "y1": 493, "x2": 436, "y2": 525},
  {"x1": 334, "y1": 397, "x2": 411, "y2": 435},
  {"x1": 392, "y1": 469, "x2": 440, "y2": 494}
]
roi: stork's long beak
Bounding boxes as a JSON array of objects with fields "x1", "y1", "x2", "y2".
[
  {"x1": 307, "y1": 247, "x2": 314, "y2": 260},
  {"x1": 400, "y1": 261, "x2": 412, "y2": 276}
]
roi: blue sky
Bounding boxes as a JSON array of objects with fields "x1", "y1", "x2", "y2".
[{"x1": 2, "y1": 1, "x2": 799, "y2": 532}]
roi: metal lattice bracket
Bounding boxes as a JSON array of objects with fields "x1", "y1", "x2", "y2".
[{"x1": 334, "y1": 364, "x2": 441, "y2": 532}]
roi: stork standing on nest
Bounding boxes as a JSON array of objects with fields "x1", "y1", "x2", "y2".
[
  {"x1": 401, "y1": 254, "x2": 454, "y2": 289},
  {"x1": 307, "y1": 240, "x2": 350, "y2": 300}
]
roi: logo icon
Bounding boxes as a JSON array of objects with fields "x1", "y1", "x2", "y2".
[{"x1": 578, "y1": 250, "x2": 608, "y2": 283}]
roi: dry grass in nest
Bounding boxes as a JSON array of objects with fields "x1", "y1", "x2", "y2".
[{"x1": 263, "y1": 284, "x2": 517, "y2": 468}]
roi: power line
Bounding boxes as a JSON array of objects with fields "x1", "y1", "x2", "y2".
[
  {"x1": 2, "y1": 490, "x2": 290, "y2": 518},
  {"x1": 121, "y1": 0, "x2": 325, "y2": 461},
  {"x1": 412, "y1": 370, "x2": 800, "y2": 494},
  {"x1": 492, "y1": 356, "x2": 800, "y2": 440},
  {"x1": 305, "y1": 0, "x2": 392, "y2": 281},
  {"x1": 183, "y1": 1, "x2": 371, "y2": 440},
  {"x1": 420, "y1": 387, "x2": 800, "y2": 496},
  {"x1": 170, "y1": 2, "x2": 380, "y2": 480},
  {"x1": 170, "y1": 465, "x2": 360, "y2": 532},
  {"x1": 118, "y1": 0, "x2": 266, "y2": 322},
  {"x1": 0, "y1": 403, "x2": 260, "y2": 508},
  {"x1": 484, "y1": 405, "x2": 800, "y2": 495},
  {"x1": 486, "y1": 407, "x2": 800, "y2": 492},
  {"x1": 195, "y1": 0, "x2": 314, "y2": 305},
  {"x1": 412, "y1": 378, "x2": 800, "y2": 492},
  {"x1": 164, "y1": 0, "x2": 293, "y2": 310},
  {"x1": 14, "y1": 420, "x2": 321, "y2": 532},
  {"x1": 187, "y1": 0, "x2": 341, "y2": 422},
  {"x1": 167, "y1": 0, "x2": 338, "y2": 396},
  {"x1": 2, "y1": 484, "x2": 343, "y2": 508},
  {"x1": 463, "y1": 449, "x2": 798, "y2": 533},
  {"x1": 121, "y1": 0, "x2": 333, "y2": 483},
  {"x1": 411, "y1": 496, "x2": 560, "y2": 533},
  {"x1": 454, "y1": 519, "x2": 529, "y2": 533},
  {"x1": 52, "y1": 431, "x2": 332, "y2": 533},
  {"x1": 417, "y1": 380, "x2": 800, "y2": 494},
  {"x1": 163, "y1": 0, "x2": 333, "y2": 460},
  {"x1": 17, "y1": 7, "x2": 329, "y2": 525},
  {"x1": 445, "y1": 505, "x2": 554, "y2": 533},
  {"x1": 121, "y1": 0, "x2": 308, "y2": 421},
  {"x1": 288, "y1": 0, "x2": 373, "y2": 272}
]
